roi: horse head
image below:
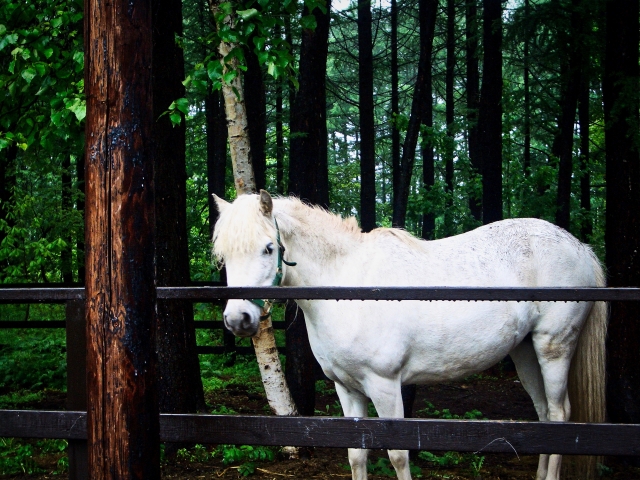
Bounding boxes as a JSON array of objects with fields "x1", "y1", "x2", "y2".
[{"x1": 213, "y1": 190, "x2": 282, "y2": 337}]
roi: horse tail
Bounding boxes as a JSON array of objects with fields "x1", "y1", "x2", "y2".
[{"x1": 567, "y1": 252, "x2": 608, "y2": 479}]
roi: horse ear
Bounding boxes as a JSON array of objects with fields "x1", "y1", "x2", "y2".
[
  {"x1": 259, "y1": 189, "x2": 273, "y2": 217},
  {"x1": 212, "y1": 194, "x2": 230, "y2": 215}
]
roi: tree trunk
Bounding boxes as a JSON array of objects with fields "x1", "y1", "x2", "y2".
[
  {"x1": 553, "y1": 0, "x2": 582, "y2": 231},
  {"x1": 478, "y1": 0, "x2": 502, "y2": 225},
  {"x1": 76, "y1": 154, "x2": 85, "y2": 283},
  {"x1": 61, "y1": 155, "x2": 74, "y2": 283},
  {"x1": 578, "y1": 77, "x2": 591, "y2": 242},
  {"x1": 289, "y1": 2, "x2": 331, "y2": 209},
  {"x1": 210, "y1": 1, "x2": 299, "y2": 431},
  {"x1": 152, "y1": 0, "x2": 206, "y2": 421},
  {"x1": 244, "y1": 41, "x2": 267, "y2": 191},
  {"x1": 391, "y1": 0, "x2": 400, "y2": 209},
  {"x1": 287, "y1": 0, "x2": 331, "y2": 422},
  {"x1": 466, "y1": 0, "x2": 481, "y2": 221},
  {"x1": 421, "y1": 0, "x2": 438, "y2": 240},
  {"x1": 604, "y1": 0, "x2": 640, "y2": 458},
  {"x1": 275, "y1": 23, "x2": 285, "y2": 195},
  {"x1": 205, "y1": 87, "x2": 235, "y2": 358},
  {"x1": 444, "y1": 0, "x2": 455, "y2": 234},
  {"x1": 210, "y1": 3, "x2": 255, "y2": 195},
  {"x1": 392, "y1": 0, "x2": 437, "y2": 229},
  {"x1": 359, "y1": 0, "x2": 376, "y2": 232},
  {"x1": 522, "y1": 0, "x2": 531, "y2": 179},
  {"x1": 0, "y1": 144, "x2": 17, "y2": 250},
  {"x1": 84, "y1": 0, "x2": 160, "y2": 475}
]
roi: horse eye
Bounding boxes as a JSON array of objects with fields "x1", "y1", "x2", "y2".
[{"x1": 264, "y1": 243, "x2": 274, "y2": 255}]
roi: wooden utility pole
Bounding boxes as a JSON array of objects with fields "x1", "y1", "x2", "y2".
[{"x1": 84, "y1": 0, "x2": 160, "y2": 477}]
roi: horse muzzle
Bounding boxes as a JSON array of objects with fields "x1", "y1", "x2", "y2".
[{"x1": 223, "y1": 301, "x2": 260, "y2": 337}]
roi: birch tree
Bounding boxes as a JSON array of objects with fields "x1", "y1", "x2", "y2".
[{"x1": 208, "y1": 1, "x2": 300, "y2": 451}]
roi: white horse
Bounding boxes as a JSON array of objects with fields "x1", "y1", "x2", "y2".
[{"x1": 212, "y1": 191, "x2": 606, "y2": 480}]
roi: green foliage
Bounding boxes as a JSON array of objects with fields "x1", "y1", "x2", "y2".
[
  {"x1": 0, "y1": 324, "x2": 66, "y2": 391},
  {"x1": 176, "y1": 444, "x2": 212, "y2": 463},
  {"x1": 0, "y1": 438, "x2": 68, "y2": 475},
  {"x1": 418, "y1": 450, "x2": 485, "y2": 477},
  {"x1": 416, "y1": 400, "x2": 486, "y2": 420}
]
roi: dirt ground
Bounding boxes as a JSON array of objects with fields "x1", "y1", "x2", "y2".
[{"x1": 3, "y1": 369, "x2": 640, "y2": 479}]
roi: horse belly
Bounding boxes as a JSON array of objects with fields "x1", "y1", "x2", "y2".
[{"x1": 397, "y1": 301, "x2": 534, "y2": 384}]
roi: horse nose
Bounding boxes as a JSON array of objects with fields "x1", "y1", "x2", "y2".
[{"x1": 240, "y1": 312, "x2": 252, "y2": 330}]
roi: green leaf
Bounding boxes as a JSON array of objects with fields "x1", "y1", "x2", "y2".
[
  {"x1": 0, "y1": 33, "x2": 18, "y2": 52},
  {"x1": 253, "y1": 36, "x2": 265, "y2": 51},
  {"x1": 237, "y1": 8, "x2": 259, "y2": 20},
  {"x1": 300, "y1": 14, "x2": 317, "y2": 31},
  {"x1": 21, "y1": 68, "x2": 37, "y2": 84},
  {"x1": 175, "y1": 97, "x2": 189, "y2": 115},
  {"x1": 72, "y1": 51, "x2": 84, "y2": 65},
  {"x1": 222, "y1": 70, "x2": 237, "y2": 84},
  {"x1": 65, "y1": 97, "x2": 86, "y2": 122},
  {"x1": 169, "y1": 112, "x2": 182, "y2": 126},
  {"x1": 207, "y1": 61, "x2": 223, "y2": 80},
  {"x1": 42, "y1": 47, "x2": 54, "y2": 59}
]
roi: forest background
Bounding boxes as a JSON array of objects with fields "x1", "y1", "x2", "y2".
[{"x1": 1, "y1": 0, "x2": 639, "y2": 437}]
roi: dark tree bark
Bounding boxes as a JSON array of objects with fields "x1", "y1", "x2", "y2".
[
  {"x1": 289, "y1": 2, "x2": 330, "y2": 209},
  {"x1": 205, "y1": 87, "x2": 235, "y2": 358},
  {"x1": 152, "y1": 0, "x2": 206, "y2": 418},
  {"x1": 61, "y1": 155, "x2": 74, "y2": 283},
  {"x1": 76, "y1": 154, "x2": 85, "y2": 283},
  {"x1": 522, "y1": 0, "x2": 531, "y2": 179},
  {"x1": 275, "y1": 22, "x2": 285, "y2": 195},
  {"x1": 578, "y1": 78, "x2": 591, "y2": 242},
  {"x1": 244, "y1": 43, "x2": 267, "y2": 191},
  {"x1": 466, "y1": 0, "x2": 481, "y2": 221},
  {"x1": 359, "y1": 0, "x2": 376, "y2": 232},
  {"x1": 392, "y1": 0, "x2": 438, "y2": 228},
  {"x1": 85, "y1": 0, "x2": 159, "y2": 475},
  {"x1": 391, "y1": 0, "x2": 400, "y2": 207},
  {"x1": 604, "y1": 0, "x2": 640, "y2": 444},
  {"x1": 444, "y1": 0, "x2": 455, "y2": 234},
  {"x1": 553, "y1": 0, "x2": 582, "y2": 231},
  {"x1": 0, "y1": 144, "x2": 17, "y2": 249},
  {"x1": 477, "y1": 0, "x2": 502, "y2": 225},
  {"x1": 287, "y1": 0, "x2": 331, "y2": 418},
  {"x1": 421, "y1": 0, "x2": 438, "y2": 240},
  {"x1": 206, "y1": 88, "x2": 228, "y2": 232}
]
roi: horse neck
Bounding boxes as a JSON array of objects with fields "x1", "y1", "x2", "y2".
[{"x1": 275, "y1": 202, "x2": 358, "y2": 287}]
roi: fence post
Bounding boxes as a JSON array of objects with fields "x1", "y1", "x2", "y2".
[
  {"x1": 84, "y1": 0, "x2": 159, "y2": 477},
  {"x1": 65, "y1": 299, "x2": 87, "y2": 480}
]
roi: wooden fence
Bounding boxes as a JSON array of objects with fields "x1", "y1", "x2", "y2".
[{"x1": 1, "y1": 285, "x2": 640, "y2": 480}]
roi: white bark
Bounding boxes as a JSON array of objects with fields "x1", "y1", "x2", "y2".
[{"x1": 209, "y1": 3, "x2": 301, "y2": 456}]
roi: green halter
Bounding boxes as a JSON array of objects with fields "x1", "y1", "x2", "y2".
[{"x1": 250, "y1": 218, "x2": 296, "y2": 320}]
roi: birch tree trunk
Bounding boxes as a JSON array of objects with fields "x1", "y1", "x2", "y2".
[{"x1": 208, "y1": 2, "x2": 300, "y2": 451}]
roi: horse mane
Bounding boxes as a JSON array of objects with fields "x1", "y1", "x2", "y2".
[{"x1": 213, "y1": 193, "x2": 427, "y2": 261}]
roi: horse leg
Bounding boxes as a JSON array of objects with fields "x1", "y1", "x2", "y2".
[
  {"x1": 533, "y1": 333, "x2": 574, "y2": 480},
  {"x1": 334, "y1": 382, "x2": 370, "y2": 480},
  {"x1": 368, "y1": 379, "x2": 412, "y2": 480},
  {"x1": 510, "y1": 337, "x2": 550, "y2": 480}
]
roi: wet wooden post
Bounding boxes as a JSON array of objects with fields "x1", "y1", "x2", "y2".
[
  {"x1": 84, "y1": 0, "x2": 159, "y2": 478},
  {"x1": 66, "y1": 299, "x2": 87, "y2": 480}
]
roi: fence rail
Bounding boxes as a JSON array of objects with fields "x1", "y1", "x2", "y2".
[
  {"x1": 2, "y1": 284, "x2": 640, "y2": 480},
  {"x1": 1, "y1": 410, "x2": 639, "y2": 456},
  {"x1": 2, "y1": 286, "x2": 640, "y2": 303}
]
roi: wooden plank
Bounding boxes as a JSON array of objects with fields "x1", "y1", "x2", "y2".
[
  {"x1": 157, "y1": 286, "x2": 640, "y2": 302},
  {"x1": 0, "y1": 286, "x2": 639, "y2": 304},
  {"x1": 84, "y1": 0, "x2": 159, "y2": 475},
  {"x1": 2, "y1": 411, "x2": 640, "y2": 456},
  {"x1": 65, "y1": 300, "x2": 87, "y2": 480},
  {"x1": 0, "y1": 288, "x2": 84, "y2": 303}
]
